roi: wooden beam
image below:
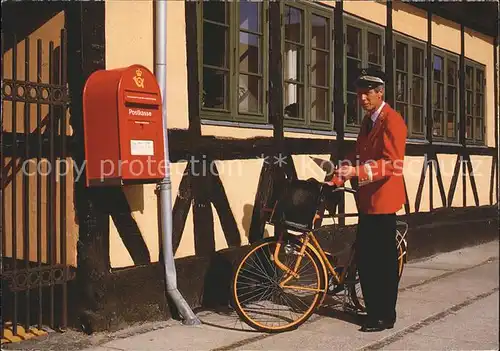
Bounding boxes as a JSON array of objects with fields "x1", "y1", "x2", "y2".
[
  {"x1": 385, "y1": 0, "x2": 394, "y2": 107},
  {"x1": 185, "y1": 1, "x2": 201, "y2": 137},
  {"x1": 494, "y1": 7, "x2": 499, "y2": 205},
  {"x1": 426, "y1": 10, "x2": 433, "y2": 144},
  {"x1": 333, "y1": 0, "x2": 345, "y2": 226},
  {"x1": 66, "y1": 1, "x2": 112, "y2": 333},
  {"x1": 494, "y1": 12, "x2": 499, "y2": 151},
  {"x1": 248, "y1": 1, "x2": 284, "y2": 244},
  {"x1": 334, "y1": 0, "x2": 345, "y2": 142},
  {"x1": 164, "y1": 129, "x2": 496, "y2": 161},
  {"x1": 459, "y1": 25, "x2": 466, "y2": 146},
  {"x1": 269, "y1": 1, "x2": 284, "y2": 152}
]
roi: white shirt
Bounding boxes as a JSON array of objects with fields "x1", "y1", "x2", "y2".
[{"x1": 370, "y1": 101, "x2": 386, "y2": 126}]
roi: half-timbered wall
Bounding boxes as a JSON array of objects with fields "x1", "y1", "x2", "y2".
[{"x1": 101, "y1": 0, "x2": 498, "y2": 269}]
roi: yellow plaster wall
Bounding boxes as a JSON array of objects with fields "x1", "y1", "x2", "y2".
[
  {"x1": 103, "y1": 0, "x2": 497, "y2": 268},
  {"x1": 202, "y1": 125, "x2": 273, "y2": 139},
  {"x1": 431, "y1": 14, "x2": 461, "y2": 54},
  {"x1": 318, "y1": 1, "x2": 336, "y2": 8},
  {"x1": 469, "y1": 155, "x2": 496, "y2": 206},
  {"x1": 392, "y1": 0, "x2": 427, "y2": 42},
  {"x1": 2, "y1": 11, "x2": 79, "y2": 268},
  {"x1": 105, "y1": 0, "x2": 156, "y2": 268},
  {"x1": 343, "y1": 0, "x2": 386, "y2": 26},
  {"x1": 166, "y1": 1, "x2": 190, "y2": 130},
  {"x1": 174, "y1": 159, "x2": 267, "y2": 259}
]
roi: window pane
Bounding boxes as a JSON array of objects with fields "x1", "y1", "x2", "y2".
[
  {"x1": 284, "y1": 83, "x2": 303, "y2": 119},
  {"x1": 433, "y1": 82, "x2": 444, "y2": 110},
  {"x1": 475, "y1": 118, "x2": 483, "y2": 140},
  {"x1": 395, "y1": 72, "x2": 407, "y2": 103},
  {"x1": 395, "y1": 41, "x2": 407, "y2": 71},
  {"x1": 311, "y1": 87, "x2": 328, "y2": 122},
  {"x1": 203, "y1": 68, "x2": 228, "y2": 110},
  {"x1": 367, "y1": 32, "x2": 381, "y2": 65},
  {"x1": 476, "y1": 69, "x2": 484, "y2": 93},
  {"x1": 412, "y1": 106, "x2": 423, "y2": 134},
  {"x1": 475, "y1": 93, "x2": 483, "y2": 117},
  {"x1": 311, "y1": 49, "x2": 328, "y2": 87},
  {"x1": 203, "y1": 22, "x2": 228, "y2": 68},
  {"x1": 447, "y1": 59, "x2": 457, "y2": 86},
  {"x1": 203, "y1": 1, "x2": 228, "y2": 23},
  {"x1": 239, "y1": 32, "x2": 261, "y2": 74},
  {"x1": 396, "y1": 102, "x2": 408, "y2": 124},
  {"x1": 466, "y1": 116, "x2": 473, "y2": 139},
  {"x1": 284, "y1": 6, "x2": 303, "y2": 43},
  {"x1": 433, "y1": 55, "x2": 444, "y2": 82},
  {"x1": 347, "y1": 58, "x2": 360, "y2": 92},
  {"x1": 447, "y1": 113, "x2": 456, "y2": 139},
  {"x1": 465, "y1": 65, "x2": 474, "y2": 90},
  {"x1": 238, "y1": 74, "x2": 261, "y2": 114},
  {"x1": 346, "y1": 25, "x2": 361, "y2": 59},
  {"x1": 466, "y1": 91, "x2": 473, "y2": 115},
  {"x1": 412, "y1": 47, "x2": 424, "y2": 76},
  {"x1": 447, "y1": 86, "x2": 456, "y2": 113},
  {"x1": 412, "y1": 76, "x2": 424, "y2": 106},
  {"x1": 368, "y1": 63, "x2": 382, "y2": 71},
  {"x1": 311, "y1": 14, "x2": 328, "y2": 50},
  {"x1": 239, "y1": 0, "x2": 260, "y2": 32},
  {"x1": 347, "y1": 93, "x2": 359, "y2": 126},
  {"x1": 284, "y1": 43, "x2": 303, "y2": 82},
  {"x1": 433, "y1": 111, "x2": 443, "y2": 137}
]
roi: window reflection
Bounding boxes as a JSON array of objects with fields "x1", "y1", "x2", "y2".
[
  {"x1": 202, "y1": 2, "x2": 229, "y2": 110},
  {"x1": 284, "y1": 5, "x2": 304, "y2": 119},
  {"x1": 238, "y1": 0, "x2": 263, "y2": 114}
]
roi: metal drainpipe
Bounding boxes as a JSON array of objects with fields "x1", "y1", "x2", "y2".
[{"x1": 155, "y1": 0, "x2": 200, "y2": 326}]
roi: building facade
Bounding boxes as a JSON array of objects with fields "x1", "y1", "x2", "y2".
[{"x1": 1, "y1": 0, "x2": 498, "y2": 337}]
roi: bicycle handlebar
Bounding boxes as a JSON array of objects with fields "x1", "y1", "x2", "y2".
[
  {"x1": 322, "y1": 179, "x2": 357, "y2": 195},
  {"x1": 331, "y1": 186, "x2": 357, "y2": 194}
]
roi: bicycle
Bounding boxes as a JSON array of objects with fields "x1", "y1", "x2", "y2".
[{"x1": 230, "y1": 178, "x2": 408, "y2": 333}]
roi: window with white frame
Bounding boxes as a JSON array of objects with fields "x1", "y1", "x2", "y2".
[
  {"x1": 393, "y1": 34, "x2": 426, "y2": 139},
  {"x1": 465, "y1": 60, "x2": 486, "y2": 144},
  {"x1": 431, "y1": 49, "x2": 459, "y2": 142},
  {"x1": 344, "y1": 15, "x2": 384, "y2": 131}
]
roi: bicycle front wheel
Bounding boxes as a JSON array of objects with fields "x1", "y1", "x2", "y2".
[{"x1": 231, "y1": 236, "x2": 326, "y2": 333}]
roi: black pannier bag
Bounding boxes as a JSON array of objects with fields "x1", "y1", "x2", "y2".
[{"x1": 271, "y1": 178, "x2": 324, "y2": 231}]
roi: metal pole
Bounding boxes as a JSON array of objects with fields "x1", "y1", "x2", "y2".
[{"x1": 155, "y1": 0, "x2": 200, "y2": 325}]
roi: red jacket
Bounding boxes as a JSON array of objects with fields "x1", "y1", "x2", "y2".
[{"x1": 344, "y1": 103, "x2": 407, "y2": 214}]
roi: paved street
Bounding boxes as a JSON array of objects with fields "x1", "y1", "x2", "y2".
[
  {"x1": 7, "y1": 240, "x2": 497, "y2": 351},
  {"x1": 73, "y1": 240, "x2": 499, "y2": 351}
]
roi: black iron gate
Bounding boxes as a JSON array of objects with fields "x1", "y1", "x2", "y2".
[{"x1": 1, "y1": 29, "x2": 75, "y2": 339}]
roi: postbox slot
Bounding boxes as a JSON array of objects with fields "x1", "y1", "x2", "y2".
[
  {"x1": 123, "y1": 89, "x2": 160, "y2": 106},
  {"x1": 125, "y1": 102, "x2": 160, "y2": 110}
]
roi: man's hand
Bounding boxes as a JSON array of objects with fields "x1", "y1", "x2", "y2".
[{"x1": 334, "y1": 165, "x2": 356, "y2": 180}]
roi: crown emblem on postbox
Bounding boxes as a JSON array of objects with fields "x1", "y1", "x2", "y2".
[{"x1": 133, "y1": 68, "x2": 145, "y2": 88}]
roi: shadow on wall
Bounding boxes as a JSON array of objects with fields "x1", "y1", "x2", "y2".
[
  {"x1": 123, "y1": 185, "x2": 145, "y2": 213},
  {"x1": 107, "y1": 187, "x2": 150, "y2": 266},
  {"x1": 242, "y1": 203, "x2": 270, "y2": 239}
]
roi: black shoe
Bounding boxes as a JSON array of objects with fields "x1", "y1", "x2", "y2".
[{"x1": 360, "y1": 319, "x2": 394, "y2": 332}]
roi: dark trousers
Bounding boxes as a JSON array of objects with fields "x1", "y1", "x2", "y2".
[{"x1": 355, "y1": 213, "x2": 399, "y2": 323}]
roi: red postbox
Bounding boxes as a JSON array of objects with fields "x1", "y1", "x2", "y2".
[{"x1": 82, "y1": 64, "x2": 165, "y2": 187}]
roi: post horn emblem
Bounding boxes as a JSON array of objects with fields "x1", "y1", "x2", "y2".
[{"x1": 133, "y1": 68, "x2": 145, "y2": 88}]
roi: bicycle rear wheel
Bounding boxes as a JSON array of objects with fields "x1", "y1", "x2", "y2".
[{"x1": 231, "y1": 236, "x2": 326, "y2": 333}]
